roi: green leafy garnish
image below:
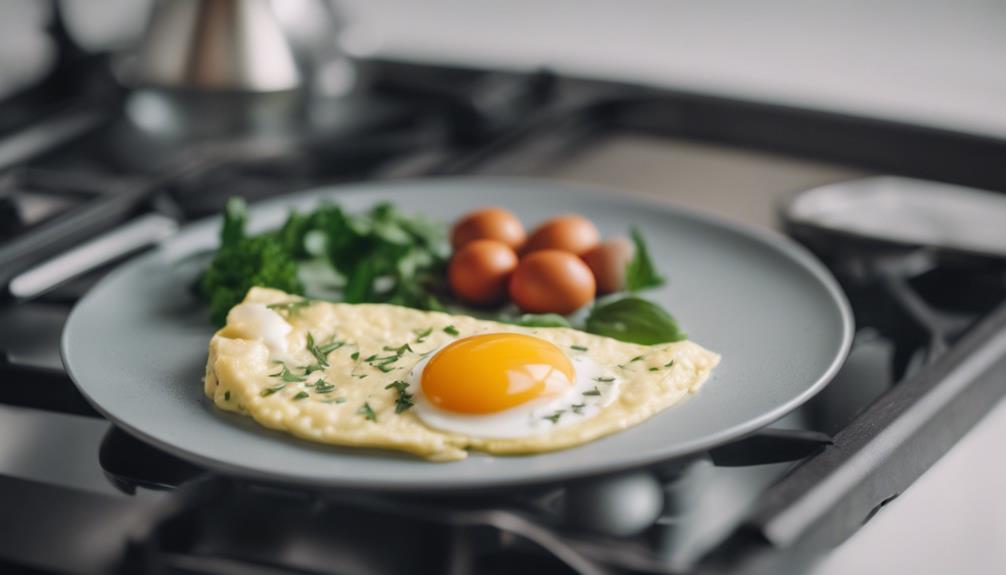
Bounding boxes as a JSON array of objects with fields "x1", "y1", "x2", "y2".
[
  {"x1": 199, "y1": 200, "x2": 449, "y2": 325},
  {"x1": 512, "y1": 314, "x2": 571, "y2": 328},
  {"x1": 543, "y1": 410, "x2": 565, "y2": 423},
  {"x1": 383, "y1": 343, "x2": 413, "y2": 356},
  {"x1": 267, "y1": 300, "x2": 313, "y2": 316},
  {"x1": 261, "y1": 383, "x2": 287, "y2": 397},
  {"x1": 358, "y1": 402, "x2": 377, "y2": 421},
  {"x1": 443, "y1": 325, "x2": 460, "y2": 336},
  {"x1": 571, "y1": 403, "x2": 586, "y2": 414},
  {"x1": 351, "y1": 351, "x2": 360, "y2": 361},
  {"x1": 625, "y1": 227, "x2": 665, "y2": 291},
  {"x1": 302, "y1": 363, "x2": 325, "y2": 375},
  {"x1": 220, "y1": 197, "x2": 247, "y2": 248},
  {"x1": 570, "y1": 345, "x2": 589, "y2": 352},
  {"x1": 314, "y1": 380, "x2": 335, "y2": 394},
  {"x1": 270, "y1": 365, "x2": 306, "y2": 383},
  {"x1": 585, "y1": 297, "x2": 685, "y2": 345},
  {"x1": 665, "y1": 360, "x2": 675, "y2": 368},
  {"x1": 293, "y1": 391, "x2": 309, "y2": 401},
  {"x1": 306, "y1": 332, "x2": 344, "y2": 367},
  {"x1": 319, "y1": 340, "x2": 345, "y2": 354},
  {"x1": 583, "y1": 387, "x2": 601, "y2": 397},
  {"x1": 385, "y1": 380, "x2": 415, "y2": 414},
  {"x1": 594, "y1": 376, "x2": 615, "y2": 383},
  {"x1": 201, "y1": 202, "x2": 303, "y2": 325},
  {"x1": 414, "y1": 327, "x2": 433, "y2": 343},
  {"x1": 649, "y1": 367, "x2": 660, "y2": 372}
]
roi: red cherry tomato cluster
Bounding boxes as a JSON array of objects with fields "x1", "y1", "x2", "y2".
[{"x1": 448, "y1": 208, "x2": 633, "y2": 314}]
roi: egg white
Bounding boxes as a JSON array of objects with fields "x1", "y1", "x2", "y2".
[{"x1": 407, "y1": 346, "x2": 621, "y2": 439}]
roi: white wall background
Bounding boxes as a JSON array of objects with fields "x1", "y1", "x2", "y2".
[{"x1": 2, "y1": 0, "x2": 1004, "y2": 138}]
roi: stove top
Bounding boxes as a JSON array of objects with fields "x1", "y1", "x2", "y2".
[{"x1": 2, "y1": 19, "x2": 1006, "y2": 575}]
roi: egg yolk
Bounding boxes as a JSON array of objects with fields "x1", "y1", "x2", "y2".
[{"x1": 421, "y1": 333, "x2": 575, "y2": 414}]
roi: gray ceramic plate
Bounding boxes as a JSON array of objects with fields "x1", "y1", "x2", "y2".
[{"x1": 62, "y1": 178, "x2": 852, "y2": 492}]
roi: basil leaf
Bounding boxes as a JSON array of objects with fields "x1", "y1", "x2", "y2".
[
  {"x1": 513, "y1": 313, "x2": 572, "y2": 328},
  {"x1": 585, "y1": 296, "x2": 685, "y2": 345},
  {"x1": 625, "y1": 227, "x2": 665, "y2": 291}
]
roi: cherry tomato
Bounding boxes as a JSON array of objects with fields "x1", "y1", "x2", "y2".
[
  {"x1": 582, "y1": 237, "x2": 633, "y2": 294},
  {"x1": 451, "y1": 208, "x2": 526, "y2": 251},
  {"x1": 509, "y1": 250, "x2": 596, "y2": 314},
  {"x1": 448, "y1": 239, "x2": 519, "y2": 305}
]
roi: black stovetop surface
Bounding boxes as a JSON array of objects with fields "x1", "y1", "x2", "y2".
[{"x1": 2, "y1": 30, "x2": 1006, "y2": 575}]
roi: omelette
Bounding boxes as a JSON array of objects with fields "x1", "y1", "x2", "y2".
[{"x1": 204, "y1": 287, "x2": 720, "y2": 461}]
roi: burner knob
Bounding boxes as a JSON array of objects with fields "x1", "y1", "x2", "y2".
[{"x1": 561, "y1": 471, "x2": 664, "y2": 537}]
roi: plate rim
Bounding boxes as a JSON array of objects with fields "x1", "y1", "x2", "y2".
[{"x1": 61, "y1": 176, "x2": 854, "y2": 492}]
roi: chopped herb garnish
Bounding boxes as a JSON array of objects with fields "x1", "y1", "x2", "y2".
[
  {"x1": 631, "y1": 355, "x2": 644, "y2": 362},
  {"x1": 571, "y1": 403, "x2": 586, "y2": 414},
  {"x1": 353, "y1": 374, "x2": 368, "y2": 379},
  {"x1": 570, "y1": 345, "x2": 589, "y2": 352},
  {"x1": 358, "y1": 402, "x2": 377, "y2": 421},
  {"x1": 414, "y1": 327, "x2": 433, "y2": 342},
  {"x1": 303, "y1": 363, "x2": 325, "y2": 375},
  {"x1": 224, "y1": 391, "x2": 231, "y2": 401},
  {"x1": 649, "y1": 367, "x2": 660, "y2": 372},
  {"x1": 364, "y1": 346, "x2": 406, "y2": 372},
  {"x1": 665, "y1": 360, "x2": 675, "y2": 368},
  {"x1": 383, "y1": 343, "x2": 413, "y2": 356},
  {"x1": 443, "y1": 325, "x2": 460, "y2": 336},
  {"x1": 266, "y1": 300, "x2": 313, "y2": 316},
  {"x1": 306, "y1": 333, "x2": 327, "y2": 366},
  {"x1": 583, "y1": 387, "x2": 602, "y2": 397},
  {"x1": 293, "y1": 391, "x2": 309, "y2": 401},
  {"x1": 307, "y1": 333, "x2": 345, "y2": 367},
  {"x1": 594, "y1": 376, "x2": 615, "y2": 383},
  {"x1": 351, "y1": 351, "x2": 360, "y2": 361},
  {"x1": 385, "y1": 380, "x2": 408, "y2": 392},
  {"x1": 543, "y1": 410, "x2": 565, "y2": 423},
  {"x1": 385, "y1": 380, "x2": 415, "y2": 413},
  {"x1": 319, "y1": 340, "x2": 345, "y2": 354},
  {"x1": 270, "y1": 365, "x2": 306, "y2": 383},
  {"x1": 314, "y1": 379, "x2": 335, "y2": 394},
  {"x1": 261, "y1": 383, "x2": 287, "y2": 397},
  {"x1": 322, "y1": 397, "x2": 347, "y2": 404}
]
